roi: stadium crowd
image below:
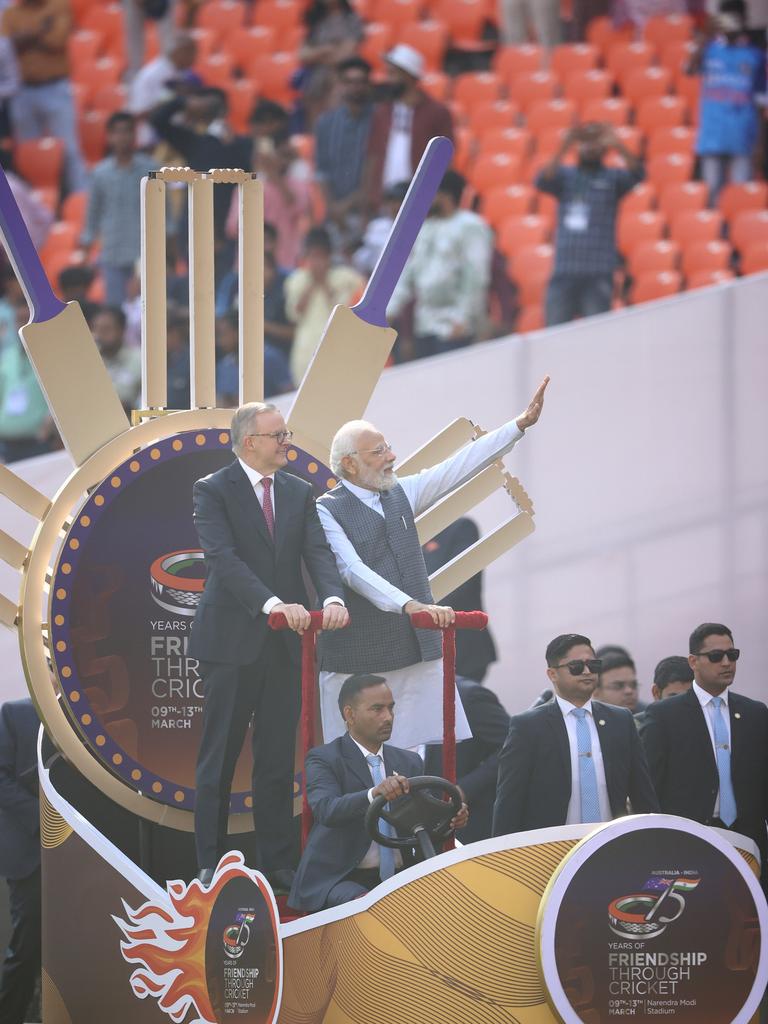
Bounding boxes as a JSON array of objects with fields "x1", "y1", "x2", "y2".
[{"x1": 0, "y1": 0, "x2": 767, "y2": 460}]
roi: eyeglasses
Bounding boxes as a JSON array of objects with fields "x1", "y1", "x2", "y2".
[
  {"x1": 351, "y1": 442, "x2": 393, "y2": 458},
  {"x1": 696, "y1": 648, "x2": 740, "y2": 664},
  {"x1": 556, "y1": 659, "x2": 603, "y2": 676},
  {"x1": 247, "y1": 430, "x2": 294, "y2": 444}
]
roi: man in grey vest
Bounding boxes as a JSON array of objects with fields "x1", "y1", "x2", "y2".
[{"x1": 315, "y1": 377, "x2": 549, "y2": 748}]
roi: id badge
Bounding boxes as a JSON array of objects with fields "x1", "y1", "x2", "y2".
[{"x1": 564, "y1": 201, "x2": 589, "y2": 233}]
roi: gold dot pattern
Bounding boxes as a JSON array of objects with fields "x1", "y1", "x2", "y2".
[
  {"x1": 61, "y1": 666, "x2": 71, "y2": 678},
  {"x1": 95, "y1": 735, "x2": 105, "y2": 747},
  {"x1": 56, "y1": 588, "x2": 66, "y2": 599},
  {"x1": 174, "y1": 790, "x2": 184, "y2": 802},
  {"x1": 150, "y1": 448, "x2": 161, "y2": 460},
  {"x1": 94, "y1": 495, "x2": 104, "y2": 506},
  {"x1": 172, "y1": 439, "x2": 183, "y2": 451},
  {"x1": 307, "y1": 462, "x2": 318, "y2": 473},
  {"x1": 287, "y1": 450, "x2": 298, "y2": 461},
  {"x1": 55, "y1": 640, "x2": 66, "y2": 652},
  {"x1": 110, "y1": 476, "x2": 121, "y2": 488},
  {"x1": 112, "y1": 753, "x2": 123, "y2": 766},
  {"x1": 219, "y1": 432, "x2": 229, "y2": 444},
  {"x1": 54, "y1": 614, "x2": 64, "y2": 625},
  {"x1": 129, "y1": 460, "x2": 140, "y2": 472},
  {"x1": 69, "y1": 538, "x2": 79, "y2": 550},
  {"x1": 81, "y1": 713, "x2": 91, "y2": 725},
  {"x1": 80, "y1": 515, "x2": 90, "y2": 527},
  {"x1": 195, "y1": 434, "x2": 206, "y2": 446},
  {"x1": 131, "y1": 769, "x2": 141, "y2": 781},
  {"x1": 70, "y1": 691, "x2": 79, "y2": 702},
  {"x1": 61, "y1": 563, "x2": 71, "y2": 574},
  {"x1": 152, "y1": 781, "x2": 162, "y2": 793}
]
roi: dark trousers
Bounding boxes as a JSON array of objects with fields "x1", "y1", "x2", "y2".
[
  {"x1": 545, "y1": 273, "x2": 613, "y2": 327},
  {"x1": 0, "y1": 868, "x2": 41, "y2": 1024},
  {"x1": 194, "y1": 634, "x2": 299, "y2": 872}
]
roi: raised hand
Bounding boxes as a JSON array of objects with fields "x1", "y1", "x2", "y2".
[{"x1": 515, "y1": 375, "x2": 550, "y2": 431}]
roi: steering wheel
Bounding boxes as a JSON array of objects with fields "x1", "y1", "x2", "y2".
[{"x1": 364, "y1": 776, "x2": 463, "y2": 860}]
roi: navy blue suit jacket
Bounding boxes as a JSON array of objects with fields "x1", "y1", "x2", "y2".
[
  {"x1": 493, "y1": 698, "x2": 659, "y2": 837},
  {"x1": 0, "y1": 699, "x2": 41, "y2": 880},
  {"x1": 289, "y1": 733, "x2": 423, "y2": 912},
  {"x1": 189, "y1": 460, "x2": 343, "y2": 665}
]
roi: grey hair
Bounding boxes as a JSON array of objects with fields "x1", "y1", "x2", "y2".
[
  {"x1": 230, "y1": 402, "x2": 277, "y2": 455},
  {"x1": 329, "y1": 420, "x2": 377, "y2": 477}
]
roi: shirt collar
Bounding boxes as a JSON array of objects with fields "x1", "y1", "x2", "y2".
[
  {"x1": 693, "y1": 680, "x2": 730, "y2": 708},
  {"x1": 238, "y1": 458, "x2": 272, "y2": 490},
  {"x1": 340, "y1": 477, "x2": 380, "y2": 502},
  {"x1": 350, "y1": 734, "x2": 383, "y2": 761},
  {"x1": 555, "y1": 694, "x2": 594, "y2": 718}
]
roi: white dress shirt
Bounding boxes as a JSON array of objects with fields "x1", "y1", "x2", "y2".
[
  {"x1": 349, "y1": 736, "x2": 402, "y2": 869},
  {"x1": 237, "y1": 458, "x2": 343, "y2": 614},
  {"x1": 692, "y1": 680, "x2": 731, "y2": 816},
  {"x1": 382, "y1": 102, "x2": 413, "y2": 189},
  {"x1": 316, "y1": 419, "x2": 524, "y2": 612},
  {"x1": 555, "y1": 696, "x2": 612, "y2": 825}
]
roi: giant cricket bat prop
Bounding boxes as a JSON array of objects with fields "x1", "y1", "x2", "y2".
[
  {"x1": 0, "y1": 169, "x2": 129, "y2": 467},
  {"x1": 287, "y1": 135, "x2": 454, "y2": 465}
]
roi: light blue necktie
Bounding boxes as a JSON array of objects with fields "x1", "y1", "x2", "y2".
[
  {"x1": 572, "y1": 708, "x2": 601, "y2": 824},
  {"x1": 711, "y1": 697, "x2": 737, "y2": 826},
  {"x1": 366, "y1": 754, "x2": 397, "y2": 880}
]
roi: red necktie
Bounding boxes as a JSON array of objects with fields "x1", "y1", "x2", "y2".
[{"x1": 261, "y1": 477, "x2": 275, "y2": 539}]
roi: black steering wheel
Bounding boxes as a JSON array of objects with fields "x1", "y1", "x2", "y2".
[{"x1": 364, "y1": 776, "x2": 463, "y2": 861}]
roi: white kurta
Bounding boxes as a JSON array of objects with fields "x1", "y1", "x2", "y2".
[{"x1": 317, "y1": 419, "x2": 524, "y2": 747}]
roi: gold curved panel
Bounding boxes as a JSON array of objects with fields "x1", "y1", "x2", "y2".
[
  {"x1": 42, "y1": 968, "x2": 74, "y2": 1024},
  {"x1": 41, "y1": 790, "x2": 73, "y2": 850}
]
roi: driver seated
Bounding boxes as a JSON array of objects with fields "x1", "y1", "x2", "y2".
[{"x1": 288, "y1": 673, "x2": 468, "y2": 912}]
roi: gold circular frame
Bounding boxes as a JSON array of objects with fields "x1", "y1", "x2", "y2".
[{"x1": 20, "y1": 409, "x2": 253, "y2": 832}]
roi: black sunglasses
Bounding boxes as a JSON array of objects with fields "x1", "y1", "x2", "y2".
[
  {"x1": 556, "y1": 658, "x2": 603, "y2": 676},
  {"x1": 697, "y1": 648, "x2": 740, "y2": 664}
]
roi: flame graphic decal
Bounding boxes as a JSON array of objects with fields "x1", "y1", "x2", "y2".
[{"x1": 114, "y1": 851, "x2": 270, "y2": 1024}]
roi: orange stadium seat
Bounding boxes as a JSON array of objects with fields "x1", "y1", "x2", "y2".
[
  {"x1": 526, "y1": 98, "x2": 575, "y2": 134},
  {"x1": 585, "y1": 16, "x2": 633, "y2": 55},
  {"x1": 614, "y1": 124, "x2": 642, "y2": 154},
  {"x1": 537, "y1": 192, "x2": 557, "y2": 229},
  {"x1": 482, "y1": 183, "x2": 534, "y2": 227},
  {"x1": 623, "y1": 66, "x2": 672, "y2": 106},
  {"x1": 73, "y1": 56, "x2": 122, "y2": 101},
  {"x1": 564, "y1": 69, "x2": 612, "y2": 110},
  {"x1": 670, "y1": 209, "x2": 723, "y2": 247},
  {"x1": 43, "y1": 249, "x2": 86, "y2": 287},
  {"x1": 41, "y1": 221, "x2": 79, "y2": 257},
  {"x1": 454, "y1": 71, "x2": 502, "y2": 108},
  {"x1": 82, "y1": 3, "x2": 124, "y2": 41},
  {"x1": 658, "y1": 180, "x2": 707, "y2": 220},
  {"x1": 741, "y1": 240, "x2": 768, "y2": 275},
  {"x1": 468, "y1": 99, "x2": 519, "y2": 133},
  {"x1": 79, "y1": 109, "x2": 109, "y2": 164},
  {"x1": 675, "y1": 73, "x2": 700, "y2": 119},
  {"x1": 687, "y1": 269, "x2": 734, "y2": 288},
  {"x1": 660, "y1": 39, "x2": 695, "y2": 75},
  {"x1": 91, "y1": 83, "x2": 129, "y2": 115},
  {"x1": 250, "y1": 52, "x2": 299, "y2": 105},
  {"x1": 550, "y1": 43, "x2": 598, "y2": 81},
  {"x1": 498, "y1": 214, "x2": 548, "y2": 257},
  {"x1": 70, "y1": 0, "x2": 96, "y2": 26},
  {"x1": 535, "y1": 126, "x2": 566, "y2": 159},
  {"x1": 471, "y1": 151, "x2": 523, "y2": 192},
  {"x1": 399, "y1": 20, "x2": 449, "y2": 71},
  {"x1": 68, "y1": 28, "x2": 103, "y2": 65},
  {"x1": 360, "y1": 22, "x2": 393, "y2": 71},
  {"x1": 681, "y1": 239, "x2": 731, "y2": 275},
  {"x1": 452, "y1": 126, "x2": 473, "y2": 174},
  {"x1": 187, "y1": 27, "x2": 217, "y2": 62},
  {"x1": 231, "y1": 26, "x2": 276, "y2": 70},
  {"x1": 628, "y1": 239, "x2": 680, "y2": 277},
  {"x1": 631, "y1": 270, "x2": 682, "y2": 303},
  {"x1": 731, "y1": 209, "x2": 768, "y2": 252},
  {"x1": 493, "y1": 44, "x2": 543, "y2": 82},
  {"x1": 31, "y1": 188, "x2": 58, "y2": 214},
  {"x1": 509, "y1": 241, "x2": 553, "y2": 287},
  {"x1": 510, "y1": 70, "x2": 558, "y2": 112},
  {"x1": 420, "y1": 70, "x2": 450, "y2": 100},
  {"x1": 374, "y1": 0, "x2": 422, "y2": 28},
  {"x1": 252, "y1": 0, "x2": 303, "y2": 32},
  {"x1": 61, "y1": 192, "x2": 88, "y2": 233},
  {"x1": 643, "y1": 12, "x2": 693, "y2": 49},
  {"x1": 198, "y1": 52, "x2": 236, "y2": 88},
  {"x1": 617, "y1": 209, "x2": 665, "y2": 257},
  {"x1": 718, "y1": 181, "x2": 768, "y2": 224},
  {"x1": 14, "y1": 137, "x2": 64, "y2": 190},
  {"x1": 621, "y1": 182, "x2": 656, "y2": 216},
  {"x1": 477, "y1": 126, "x2": 531, "y2": 159},
  {"x1": 636, "y1": 95, "x2": 688, "y2": 133},
  {"x1": 581, "y1": 96, "x2": 629, "y2": 126},
  {"x1": 647, "y1": 152, "x2": 694, "y2": 189},
  {"x1": 517, "y1": 305, "x2": 545, "y2": 331},
  {"x1": 432, "y1": 0, "x2": 492, "y2": 49},
  {"x1": 226, "y1": 79, "x2": 259, "y2": 133},
  {"x1": 648, "y1": 125, "x2": 694, "y2": 159},
  {"x1": 196, "y1": 0, "x2": 246, "y2": 42},
  {"x1": 605, "y1": 41, "x2": 653, "y2": 83}
]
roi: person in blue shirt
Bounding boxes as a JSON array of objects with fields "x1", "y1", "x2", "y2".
[{"x1": 688, "y1": 0, "x2": 766, "y2": 204}]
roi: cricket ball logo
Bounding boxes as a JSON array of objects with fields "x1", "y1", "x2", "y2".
[{"x1": 608, "y1": 875, "x2": 701, "y2": 940}]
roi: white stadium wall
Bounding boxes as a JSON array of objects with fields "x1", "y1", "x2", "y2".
[{"x1": 0, "y1": 272, "x2": 766, "y2": 714}]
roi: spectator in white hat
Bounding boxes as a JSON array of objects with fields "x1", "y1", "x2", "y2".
[{"x1": 363, "y1": 43, "x2": 454, "y2": 212}]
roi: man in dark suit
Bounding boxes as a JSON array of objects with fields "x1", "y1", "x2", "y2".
[
  {"x1": 425, "y1": 676, "x2": 510, "y2": 844},
  {"x1": 190, "y1": 402, "x2": 348, "y2": 888},
  {"x1": 493, "y1": 634, "x2": 658, "y2": 837},
  {"x1": 0, "y1": 698, "x2": 41, "y2": 1024},
  {"x1": 640, "y1": 622, "x2": 768, "y2": 890},
  {"x1": 289, "y1": 674, "x2": 468, "y2": 912},
  {"x1": 422, "y1": 517, "x2": 498, "y2": 683}
]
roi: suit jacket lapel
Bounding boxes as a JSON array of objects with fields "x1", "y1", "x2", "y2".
[
  {"x1": 545, "y1": 701, "x2": 571, "y2": 783},
  {"x1": 273, "y1": 471, "x2": 291, "y2": 555},
  {"x1": 383, "y1": 745, "x2": 411, "y2": 778},
  {"x1": 727, "y1": 691, "x2": 745, "y2": 774},
  {"x1": 683, "y1": 687, "x2": 718, "y2": 775},
  {"x1": 341, "y1": 733, "x2": 376, "y2": 790},
  {"x1": 591, "y1": 701, "x2": 616, "y2": 793},
  {"x1": 229, "y1": 461, "x2": 273, "y2": 547}
]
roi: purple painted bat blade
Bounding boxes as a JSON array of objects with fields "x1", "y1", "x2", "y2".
[
  {"x1": 351, "y1": 135, "x2": 454, "y2": 328},
  {"x1": 0, "y1": 166, "x2": 66, "y2": 323}
]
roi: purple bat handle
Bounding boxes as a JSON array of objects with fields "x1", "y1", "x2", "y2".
[
  {"x1": 0, "y1": 166, "x2": 66, "y2": 323},
  {"x1": 351, "y1": 135, "x2": 454, "y2": 328}
]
